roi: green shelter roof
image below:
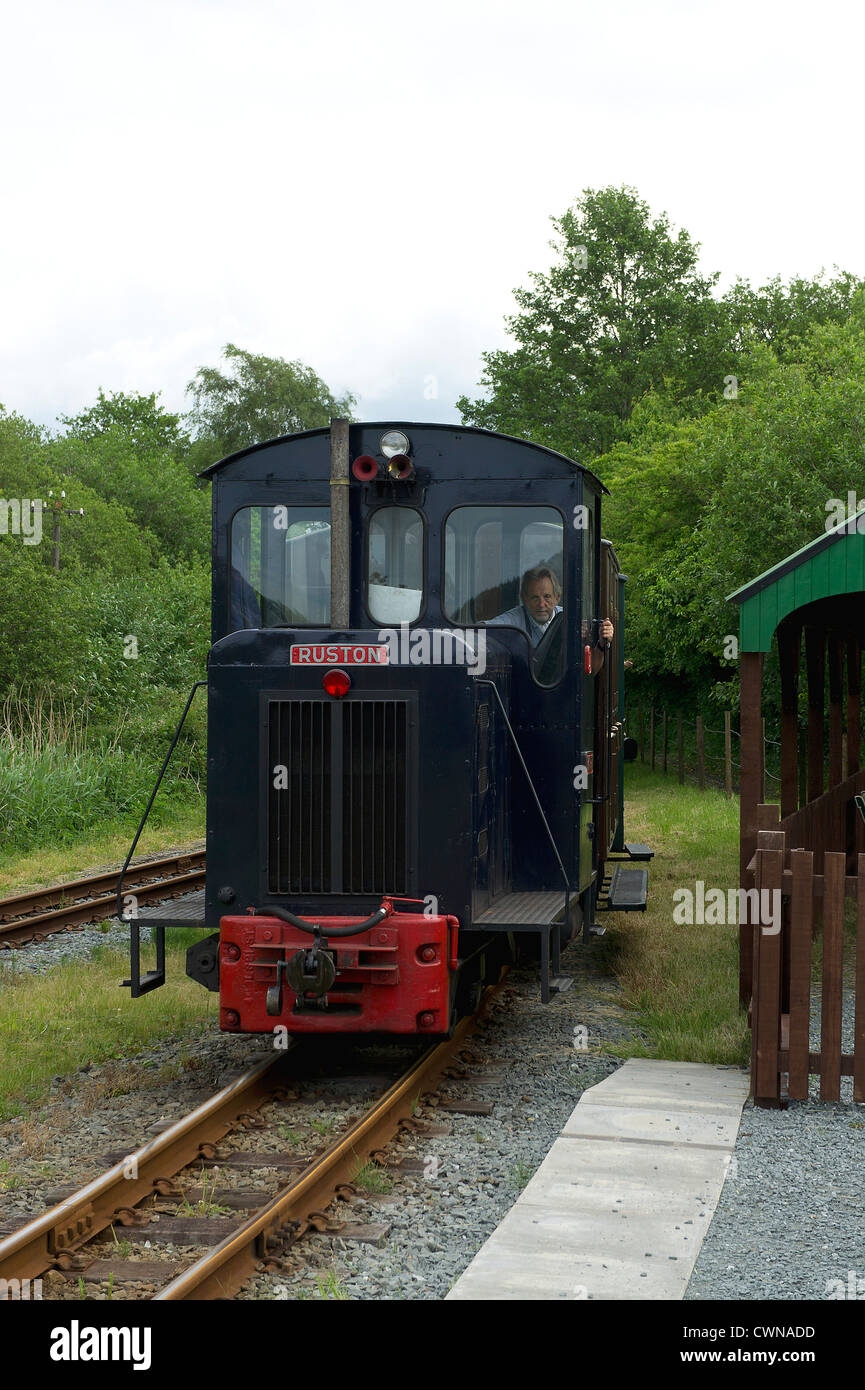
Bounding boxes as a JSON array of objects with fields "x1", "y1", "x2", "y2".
[{"x1": 728, "y1": 513, "x2": 865, "y2": 652}]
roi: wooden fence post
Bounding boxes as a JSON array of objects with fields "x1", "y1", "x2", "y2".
[
  {"x1": 639, "y1": 703, "x2": 645, "y2": 762},
  {"x1": 752, "y1": 829, "x2": 785, "y2": 1107},
  {"x1": 788, "y1": 849, "x2": 813, "y2": 1101},
  {"x1": 677, "y1": 712, "x2": 684, "y2": 785},
  {"x1": 650, "y1": 707, "x2": 655, "y2": 771},
  {"x1": 696, "y1": 716, "x2": 705, "y2": 790},
  {"x1": 662, "y1": 710, "x2": 668, "y2": 775},
  {"x1": 725, "y1": 710, "x2": 733, "y2": 798},
  {"x1": 855, "y1": 854, "x2": 865, "y2": 1104},
  {"x1": 821, "y1": 853, "x2": 845, "y2": 1101}
]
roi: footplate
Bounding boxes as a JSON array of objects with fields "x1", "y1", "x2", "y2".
[{"x1": 605, "y1": 865, "x2": 649, "y2": 912}]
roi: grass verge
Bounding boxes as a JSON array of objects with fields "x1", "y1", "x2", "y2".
[
  {"x1": 602, "y1": 760, "x2": 750, "y2": 1066},
  {"x1": 0, "y1": 935, "x2": 215, "y2": 1121},
  {"x1": 0, "y1": 800, "x2": 205, "y2": 895}
]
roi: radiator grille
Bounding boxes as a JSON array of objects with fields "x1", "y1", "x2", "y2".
[
  {"x1": 342, "y1": 700, "x2": 408, "y2": 894},
  {"x1": 267, "y1": 697, "x2": 410, "y2": 895},
  {"x1": 268, "y1": 700, "x2": 332, "y2": 894}
]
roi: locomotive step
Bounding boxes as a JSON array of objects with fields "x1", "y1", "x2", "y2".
[
  {"x1": 603, "y1": 866, "x2": 649, "y2": 912},
  {"x1": 472, "y1": 890, "x2": 568, "y2": 928},
  {"x1": 136, "y1": 888, "x2": 206, "y2": 926}
]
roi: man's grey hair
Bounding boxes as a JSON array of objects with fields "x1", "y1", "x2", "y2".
[{"x1": 520, "y1": 565, "x2": 562, "y2": 600}]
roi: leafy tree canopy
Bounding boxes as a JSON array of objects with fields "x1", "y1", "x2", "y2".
[
  {"x1": 724, "y1": 270, "x2": 863, "y2": 358},
  {"x1": 458, "y1": 187, "x2": 864, "y2": 464},
  {"x1": 457, "y1": 185, "x2": 731, "y2": 458},
  {"x1": 1, "y1": 396, "x2": 206, "y2": 573},
  {"x1": 48, "y1": 432, "x2": 209, "y2": 565},
  {"x1": 0, "y1": 546, "x2": 87, "y2": 695},
  {"x1": 604, "y1": 293, "x2": 865, "y2": 707},
  {"x1": 185, "y1": 343, "x2": 356, "y2": 466},
  {"x1": 60, "y1": 388, "x2": 189, "y2": 457}
]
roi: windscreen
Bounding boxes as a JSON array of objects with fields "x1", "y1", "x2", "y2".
[
  {"x1": 230, "y1": 505, "x2": 331, "y2": 629},
  {"x1": 444, "y1": 506, "x2": 564, "y2": 625},
  {"x1": 367, "y1": 506, "x2": 424, "y2": 623}
]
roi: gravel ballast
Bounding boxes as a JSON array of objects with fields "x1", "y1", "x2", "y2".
[
  {"x1": 685, "y1": 1097, "x2": 865, "y2": 1301},
  {"x1": 686, "y1": 982, "x2": 865, "y2": 1302},
  {"x1": 0, "y1": 916, "x2": 144, "y2": 978}
]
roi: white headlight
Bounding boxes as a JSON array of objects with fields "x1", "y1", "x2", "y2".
[{"x1": 380, "y1": 430, "x2": 410, "y2": 459}]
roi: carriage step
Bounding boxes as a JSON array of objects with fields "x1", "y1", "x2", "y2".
[
  {"x1": 605, "y1": 866, "x2": 648, "y2": 912},
  {"x1": 624, "y1": 842, "x2": 653, "y2": 861},
  {"x1": 472, "y1": 890, "x2": 567, "y2": 928}
]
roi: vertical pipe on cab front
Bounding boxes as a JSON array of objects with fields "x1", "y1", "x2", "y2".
[{"x1": 330, "y1": 418, "x2": 351, "y2": 628}]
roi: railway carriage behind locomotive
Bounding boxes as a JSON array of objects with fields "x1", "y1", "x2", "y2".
[{"x1": 124, "y1": 422, "x2": 648, "y2": 1032}]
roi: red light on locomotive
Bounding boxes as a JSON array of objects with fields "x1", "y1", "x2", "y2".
[
  {"x1": 352, "y1": 454, "x2": 379, "y2": 481},
  {"x1": 322, "y1": 669, "x2": 351, "y2": 698}
]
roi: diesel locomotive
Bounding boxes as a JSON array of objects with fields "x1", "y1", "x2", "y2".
[{"x1": 121, "y1": 421, "x2": 649, "y2": 1035}]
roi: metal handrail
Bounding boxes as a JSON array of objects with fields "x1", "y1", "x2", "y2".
[
  {"x1": 116, "y1": 678, "x2": 207, "y2": 923},
  {"x1": 475, "y1": 678, "x2": 571, "y2": 931}
]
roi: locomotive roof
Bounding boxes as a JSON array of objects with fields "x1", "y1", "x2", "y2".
[{"x1": 198, "y1": 421, "x2": 608, "y2": 493}]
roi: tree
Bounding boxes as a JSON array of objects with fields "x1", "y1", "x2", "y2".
[
  {"x1": 185, "y1": 344, "x2": 356, "y2": 464},
  {"x1": 722, "y1": 270, "x2": 863, "y2": 358},
  {"x1": 60, "y1": 389, "x2": 189, "y2": 457},
  {"x1": 0, "y1": 407, "x2": 158, "y2": 575},
  {"x1": 48, "y1": 431, "x2": 210, "y2": 565},
  {"x1": 606, "y1": 294, "x2": 865, "y2": 706},
  {"x1": 457, "y1": 186, "x2": 731, "y2": 458},
  {"x1": 0, "y1": 545, "x2": 87, "y2": 696}
]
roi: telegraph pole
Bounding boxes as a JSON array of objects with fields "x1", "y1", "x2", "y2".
[{"x1": 46, "y1": 491, "x2": 84, "y2": 570}]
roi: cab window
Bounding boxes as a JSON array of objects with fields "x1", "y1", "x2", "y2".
[
  {"x1": 367, "y1": 507, "x2": 424, "y2": 623},
  {"x1": 230, "y1": 505, "x2": 330, "y2": 630},
  {"x1": 444, "y1": 506, "x2": 564, "y2": 624}
]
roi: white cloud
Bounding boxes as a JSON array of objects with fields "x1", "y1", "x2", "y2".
[{"x1": 1, "y1": 0, "x2": 864, "y2": 430}]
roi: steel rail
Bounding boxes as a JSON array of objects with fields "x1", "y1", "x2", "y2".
[
  {"x1": 0, "y1": 1046, "x2": 296, "y2": 1283},
  {"x1": 0, "y1": 851, "x2": 206, "y2": 948},
  {"x1": 155, "y1": 995, "x2": 498, "y2": 1301}
]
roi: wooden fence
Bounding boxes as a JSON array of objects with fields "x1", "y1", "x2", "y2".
[
  {"x1": 638, "y1": 706, "x2": 744, "y2": 796},
  {"x1": 637, "y1": 705, "x2": 790, "y2": 799},
  {"x1": 750, "y1": 820, "x2": 865, "y2": 1106}
]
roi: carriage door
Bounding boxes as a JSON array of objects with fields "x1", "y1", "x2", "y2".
[
  {"x1": 596, "y1": 543, "x2": 622, "y2": 860},
  {"x1": 578, "y1": 497, "x2": 598, "y2": 889}
]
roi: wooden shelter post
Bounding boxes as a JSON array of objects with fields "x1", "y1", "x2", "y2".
[
  {"x1": 847, "y1": 637, "x2": 861, "y2": 776},
  {"x1": 828, "y1": 634, "x2": 844, "y2": 788},
  {"x1": 847, "y1": 637, "x2": 863, "y2": 860},
  {"x1": 805, "y1": 626, "x2": 825, "y2": 804},
  {"x1": 778, "y1": 621, "x2": 800, "y2": 819}
]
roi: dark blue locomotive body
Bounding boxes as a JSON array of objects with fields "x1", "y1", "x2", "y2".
[{"x1": 125, "y1": 422, "x2": 646, "y2": 1033}]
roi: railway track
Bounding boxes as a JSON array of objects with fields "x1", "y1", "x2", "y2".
[
  {"x1": 0, "y1": 981, "x2": 503, "y2": 1300},
  {"x1": 0, "y1": 850, "x2": 206, "y2": 949}
]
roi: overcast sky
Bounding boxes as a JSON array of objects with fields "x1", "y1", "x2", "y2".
[{"x1": 3, "y1": 0, "x2": 864, "y2": 434}]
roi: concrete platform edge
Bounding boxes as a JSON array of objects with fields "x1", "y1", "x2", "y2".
[{"x1": 446, "y1": 1058, "x2": 750, "y2": 1301}]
